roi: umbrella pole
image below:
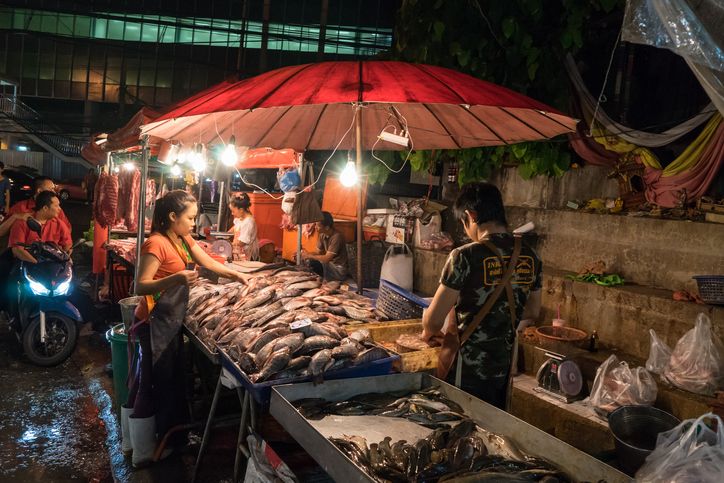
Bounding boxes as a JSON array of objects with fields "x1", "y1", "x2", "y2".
[
  {"x1": 133, "y1": 135, "x2": 149, "y2": 294},
  {"x1": 355, "y1": 106, "x2": 363, "y2": 295}
]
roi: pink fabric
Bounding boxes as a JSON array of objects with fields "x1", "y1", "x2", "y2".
[
  {"x1": 567, "y1": 96, "x2": 620, "y2": 166},
  {"x1": 644, "y1": 122, "x2": 724, "y2": 207}
]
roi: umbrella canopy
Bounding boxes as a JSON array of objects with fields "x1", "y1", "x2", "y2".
[{"x1": 141, "y1": 61, "x2": 577, "y2": 150}]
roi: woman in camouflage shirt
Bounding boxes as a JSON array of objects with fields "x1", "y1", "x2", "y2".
[{"x1": 422, "y1": 182, "x2": 542, "y2": 409}]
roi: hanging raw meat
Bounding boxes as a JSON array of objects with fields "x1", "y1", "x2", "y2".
[
  {"x1": 93, "y1": 173, "x2": 118, "y2": 228},
  {"x1": 124, "y1": 169, "x2": 141, "y2": 232}
]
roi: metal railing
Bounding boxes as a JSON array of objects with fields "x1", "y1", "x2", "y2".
[{"x1": 0, "y1": 94, "x2": 85, "y2": 157}]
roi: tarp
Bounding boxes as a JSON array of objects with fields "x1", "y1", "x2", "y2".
[{"x1": 81, "y1": 107, "x2": 162, "y2": 165}]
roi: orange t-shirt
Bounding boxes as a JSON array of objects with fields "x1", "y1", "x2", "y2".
[
  {"x1": 141, "y1": 233, "x2": 197, "y2": 279},
  {"x1": 134, "y1": 233, "x2": 197, "y2": 322}
]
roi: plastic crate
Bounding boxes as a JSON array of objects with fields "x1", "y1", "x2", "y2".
[
  {"x1": 376, "y1": 279, "x2": 430, "y2": 320},
  {"x1": 219, "y1": 349, "x2": 399, "y2": 407},
  {"x1": 693, "y1": 275, "x2": 724, "y2": 305}
]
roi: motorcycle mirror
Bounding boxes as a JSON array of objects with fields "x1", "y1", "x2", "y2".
[{"x1": 26, "y1": 218, "x2": 42, "y2": 235}]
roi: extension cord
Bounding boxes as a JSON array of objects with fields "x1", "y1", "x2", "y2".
[{"x1": 378, "y1": 130, "x2": 410, "y2": 147}]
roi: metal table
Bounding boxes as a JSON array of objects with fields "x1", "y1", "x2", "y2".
[{"x1": 270, "y1": 373, "x2": 632, "y2": 483}]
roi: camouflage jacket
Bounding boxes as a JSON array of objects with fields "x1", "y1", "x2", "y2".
[{"x1": 440, "y1": 233, "x2": 542, "y2": 381}]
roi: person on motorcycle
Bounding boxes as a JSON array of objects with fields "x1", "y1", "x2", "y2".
[
  {"x1": 0, "y1": 176, "x2": 72, "y2": 238},
  {"x1": 9, "y1": 190, "x2": 72, "y2": 263}
]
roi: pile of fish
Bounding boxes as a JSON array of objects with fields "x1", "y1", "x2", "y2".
[
  {"x1": 294, "y1": 388, "x2": 571, "y2": 483},
  {"x1": 184, "y1": 267, "x2": 392, "y2": 383}
]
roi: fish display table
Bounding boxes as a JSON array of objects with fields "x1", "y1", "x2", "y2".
[{"x1": 270, "y1": 373, "x2": 631, "y2": 483}]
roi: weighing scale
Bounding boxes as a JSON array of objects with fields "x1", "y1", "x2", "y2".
[
  {"x1": 210, "y1": 239, "x2": 234, "y2": 259},
  {"x1": 534, "y1": 350, "x2": 584, "y2": 403}
]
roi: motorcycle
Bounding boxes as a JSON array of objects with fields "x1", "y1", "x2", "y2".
[{"x1": 7, "y1": 218, "x2": 83, "y2": 366}]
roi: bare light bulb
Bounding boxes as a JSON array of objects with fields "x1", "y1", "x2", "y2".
[
  {"x1": 123, "y1": 162, "x2": 135, "y2": 172},
  {"x1": 221, "y1": 136, "x2": 237, "y2": 167},
  {"x1": 340, "y1": 160, "x2": 358, "y2": 187},
  {"x1": 190, "y1": 144, "x2": 207, "y2": 172},
  {"x1": 170, "y1": 164, "x2": 182, "y2": 177}
]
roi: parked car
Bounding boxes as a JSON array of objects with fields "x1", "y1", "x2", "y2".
[
  {"x1": 55, "y1": 179, "x2": 86, "y2": 201},
  {"x1": 2, "y1": 169, "x2": 36, "y2": 205}
]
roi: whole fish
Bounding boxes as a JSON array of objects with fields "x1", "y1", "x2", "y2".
[
  {"x1": 257, "y1": 333, "x2": 306, "y2": 367},
  {"x1": 302, "y1": 288, "x2": 327, "y2": 298},
  {"x1": 218, "y1": 327, "x2": 245, "y2": 345},
  {"x1": 286, "y1": 355, "x2": 312, "y2": 371},
  {"x1": 248, "y1": 327, "x2": 291, "y2": 354},
  {"x1": 348, "y1": 329, "x2": 371, "y2": 343},
  {"x1": 331, "y1": 343, "x2": 360, "y2": 359},
  {"x1": 234, "y1": 328, "x2": 263, "y2": 350},
  {"x1": 353, "y1": 346, "x2": 389, "y2": 365},
  {"x1": 343, "y1": 305, "x2": 375, "y2": 321},
  {"x1": 309, "y1": 349, "x2": 334, "y2": 378},
  {"x1": 288, "y1": 279, "x2": 321, "y2": 291},
  {"x1": 251, "y1": 347, "x2": 291, "y2": 382},
  {"x1": 236, "y1": 352, "x2": 258, "y2": 374},
  {"x1": 475, "y1": 427, "x2": 527, "y2": 461},
  {"x1": 294, "y1": 323, "x2": 335, "y2": 338},
  {"x1": 314, "y1": 295, "x2": 342, "y2": 305},
  {"x1": 240, "y1": 289, "x2": 275, "y2": 310},
  {"x1": 320, "y1": 322, "x2": 347, "y2": 340},
  {"x1": 297, "y1": 335, "x2": 340, "y2": 354},
  {"x1": 283, "y1": 297, "x2": 313, "y2": 311},
  {"x1": 278, "y1": 287, "x2": 305, "y2": 298}
]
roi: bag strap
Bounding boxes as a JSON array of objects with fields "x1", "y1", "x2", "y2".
[{"x1": 459, "y1": 236, "x2": 522, "y2": 346}]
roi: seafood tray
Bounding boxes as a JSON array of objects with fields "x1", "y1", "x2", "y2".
[
  {"x1": 363, "y1": 319, "x2": 440, "y2": 372},
  {"x1": 270, "y1": 373, "x2": 630, "y2": 483},
  {"x1": 218, "y1": 346, "x2": 400, "y2": 407},
  {"x1": 183, "y1": 324, "x2": 219, "y2": 365}
]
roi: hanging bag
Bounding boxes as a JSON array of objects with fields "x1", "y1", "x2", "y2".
[{"x1": 379, "y1": 243, "x2": 414, "y2": 291}]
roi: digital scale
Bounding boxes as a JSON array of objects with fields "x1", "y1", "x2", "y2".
[{"x1": 534, "y1": 350, "x2": 584, "y2": 403}]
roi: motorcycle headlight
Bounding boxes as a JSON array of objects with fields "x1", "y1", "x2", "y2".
[
  {"x1": 54, "y1": 280, "x2": 71, "y2": 296},
  {"x1": 27, "y1": 277, "x2": 51, "y2": 296}
]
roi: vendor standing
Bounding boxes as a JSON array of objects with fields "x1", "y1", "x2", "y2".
[
  {"x1": 422, "y1": 182, "x2": 541, "y2": 409},
  {"x1": 228, "y1": 193, "x2": 259, "y2": 261},
  {"x1": 300, "y1": 211, "x2": 348, "y2": 281},
  {"x1": 122, "y1": 190, "x2": 247, "y2": 467}
]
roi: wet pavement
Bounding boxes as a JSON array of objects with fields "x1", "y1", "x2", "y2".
[{"x1": 0, "y1": 320, "x2": 238, "y2": 482}]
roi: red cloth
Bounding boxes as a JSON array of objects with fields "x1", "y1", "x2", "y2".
[
  {"x1": 644, "y1": 121, "x2": 724, "y2": 207},
  {"x1": 8, "y1": 199, "x2": 72, "y2": 233},
  {"x1": 567, "y1": 96, "x2": 620, "y2": 167},
  {"x1": 9, "y1": 217, "x2": 71, "y2": 249}
]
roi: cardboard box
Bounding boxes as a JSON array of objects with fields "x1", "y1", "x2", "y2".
[
  {"x1": 386, "y1": 214, "x2": 415, "y2": 245},
  {"x1": 414, "y1": 213, "x2": 442, "y2": 247}
]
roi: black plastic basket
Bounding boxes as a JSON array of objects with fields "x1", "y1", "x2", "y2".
[
  {"x1": 346, "y1": 240, "x2": 388, "y2": 288},
  {"x1": 693, "y1": 275, "x2": 724, "y2": 305},
  {"x1": 376, "y1": 279, "x2": 430, "y2": 320}
]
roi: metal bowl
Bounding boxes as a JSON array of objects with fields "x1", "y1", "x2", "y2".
[{"x1": 608, "y1": 405, "x2": 680, "y2": 475}]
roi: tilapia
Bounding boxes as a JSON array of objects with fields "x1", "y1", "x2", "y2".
[
  {"x1": 248, "y1": 327, "x2": 291, "y2": 354},
  {"x1": 240, "y1": 288, "x2": 275, "y2": 310},
  {"x1": 256, "y1": 333, "x2": 306, "y2": 367},
  {"x1": 294, "y1": 323, "x2": 336, "y2": 339},
  {"x1": 353, "y1": 346, "x2": 389, "y2": 365},
  {"x1": 251, "y1": 347, "x2": 291, "y2": 382},
  {"x1": 343, "y1": 305, "x2": 375, "y2": 321},
  {"x1": 283, "y1": 297, "x2": 313, "y2": 311},
  {"x1": 314, "y1": 295, "x2": 342, "y2": 305},
  {"x1": 287, "y1": 279, "x2": 321, "y2": 291},
  {"x1": 297, "y1": 335, "x2": 340, "y2": 354},
  {"x1": 236, "y1": 352, "x2": 258, "y2": 374},
  {"x1": 475, "y1": 427, "x2": 527, "y2": 461},
  {"x1": 309, "y1": 349, "x2": 334, "y2": 378},
  {"x1": 331, "y1": 343, "x2": 360, "y2": 359},
  {"x1": 396, "y1": 333, "x2": 431, "y2": 352},
  {"x1": 302, "y1": 288, "x2": 327, "y2": 298},
  {"x1": 234, "y1": 328, "x2": 263, "y2": 350},
  {"x1": 286, "y1": 355, "x2": 312, "y2": 371},
  {"x1": 349, "y1": 329, "x2": 371, "y2": 343}
]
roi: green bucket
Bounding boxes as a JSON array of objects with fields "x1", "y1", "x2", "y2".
[{"x1": 106, "y1": 323, "x2": 139, "y2": 413}]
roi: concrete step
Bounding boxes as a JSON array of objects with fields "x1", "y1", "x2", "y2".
[
  {"x1": 506, "y1": 206, "x2": 724, "y2": 293},
  {"x1": 539, "y1": 269, "x2": 724, "y2": 361}
]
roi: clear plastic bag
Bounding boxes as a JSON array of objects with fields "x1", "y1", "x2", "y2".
[
  {"x1": 646, "y1": 329, "x2": 672, "y2": 375},
  {"x1": 636, "y1": 413, "x2": 724, "y2": 483},
  {"x1": 586, "y1": 354, "x2": 657, "y2": 417},
  {"x1": 664, "y1": 313, "x2": 724, "y2": 396}
]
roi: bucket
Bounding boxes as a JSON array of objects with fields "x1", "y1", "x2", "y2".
[
  {"x1": 106, "y1": 323, "x2": 139, "y2": 414},
  {"x1": 119, "y1": 296, "x2": 142, "y2": 332},
  {"x1": 608, "y1": 405, "x2": 680, "y2": 475}
]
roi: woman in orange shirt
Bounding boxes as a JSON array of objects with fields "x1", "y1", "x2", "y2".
[{"x1": 122, "y1": 190, "x2": 246, "y2": 467}]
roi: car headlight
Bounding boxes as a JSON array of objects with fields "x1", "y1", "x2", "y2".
[
  {"x1": 27, "y1": 278, "x2": 51, "y2": 296},
  {"x1": 54, "y1": 280, "x2": 71, "y2": 296}
]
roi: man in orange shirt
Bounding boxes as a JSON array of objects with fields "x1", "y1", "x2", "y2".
[
  {"x1": 0, "y1": 176, "x2": 71, "y2": 238},
  {"x1": 10, "y1": 190, "x2": 72, "y2": 263}
]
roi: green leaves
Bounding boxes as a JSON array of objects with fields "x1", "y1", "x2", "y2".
[
  {"x1": 502, "y1": 17, "x2": 517, "y2": 39},
  {"x1": 433, "y1": 21, "x2": 445, "y2": 41}
]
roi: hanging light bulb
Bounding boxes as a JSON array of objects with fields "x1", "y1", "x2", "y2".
[
  {"x1": 340, "y1": 159, "x2": 358, "y2": 187},
  {"x1": 221, "y1": 135, "x2": 238, "y2": 167},
  {"x1": 190, "y1": 143, "x2": 207, "y2": 172},
  {"x1": 123, "y1": 162, "x2": 136, "y2": 172},
  {"x1": 170, "y1": 164, "x2": 182, "y2": 177},
  {"x1": 113, "y1": 166, "x2": 120, "y2": 173}
]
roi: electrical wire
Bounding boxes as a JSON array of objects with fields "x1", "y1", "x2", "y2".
[
  {"x1": 588, "y1": 23, "x2": 624, "y2": 137},
  {"x1": 371, "y1": 106, "x2": 415, "y2": 174}
]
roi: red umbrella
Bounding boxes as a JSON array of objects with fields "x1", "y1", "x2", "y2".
[
  {"x1": 142, "y1": 61, "x2": 575, "y2": 150},
  {"x1": 141, "y1": 60, "x2": 578, "y2": 291}
]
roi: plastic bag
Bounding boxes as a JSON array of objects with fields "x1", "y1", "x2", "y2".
[
  {"x1": 636, "y1": 413, "x2": 724, "y2": 483},
  {"x1": 277, "y1": 167, "x2": 301, "y2": 193},
  {"x1": 380, "y1": 244, "x2": 413, "y2": 291},
  {"x1": 646, "y1": 329, "x2": 672, "y2": 375},
  {"x1": 664, "y1": 313, "x2": 724, "y2": 396},
  {"x1": 586, "y1": 354, "x2": 657, "y2": 417}
]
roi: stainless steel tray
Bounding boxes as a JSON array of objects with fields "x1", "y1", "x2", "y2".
[
  {"x1": 183, "y1": 324, "x2": 220, "y2": 365},
  {"x1": 270, "y1": 373, "x2": 631, "y2": 483}
]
